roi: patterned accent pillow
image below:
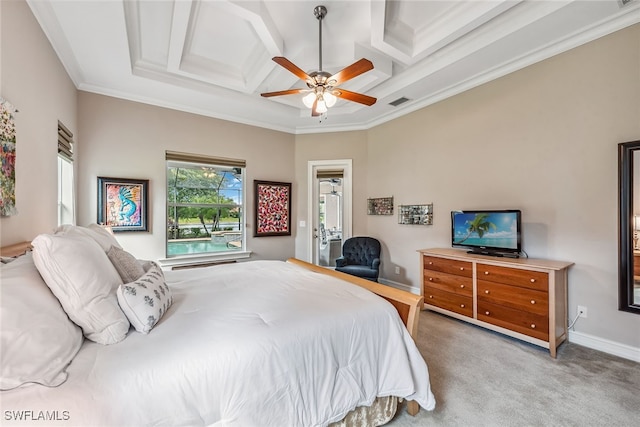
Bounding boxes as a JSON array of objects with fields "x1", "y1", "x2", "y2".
[
  {"x1": 116, "y1": 263, "x2": 173, "y2": 334},
  {"x1": 107, "y1": 246, "x2": 145, "y2": 283}
]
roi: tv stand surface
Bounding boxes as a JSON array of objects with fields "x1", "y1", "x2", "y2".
[
  {"x1": 466, "y1": 250, "x2": 519, "y2": 258},
  {"x1": 418, "y1": 248, "x2": 573, "y2": 358}
]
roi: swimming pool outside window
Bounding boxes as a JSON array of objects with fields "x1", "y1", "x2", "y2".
[{"x1": 166, "y1": 151, "x2": 245, "y2": 257}]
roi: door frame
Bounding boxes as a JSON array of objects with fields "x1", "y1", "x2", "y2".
[{"x1": 307, "y1": 159, "x2": 352, "y2": 264}]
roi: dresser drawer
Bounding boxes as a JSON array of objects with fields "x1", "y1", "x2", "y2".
[
  {"x1": 423, "y1": 286, "x2": 473, "y2": 318},
  {"x1": 423, "y1": 269, "x2": 473, "y2": 297},
  {"x1": 477, "y1": 300, "x2": 549, "y2": 341},
  {"x1": 477, "y1": 263, "x2": 548, "y2": 291},
  {"x1": 423, "y1": 256, "x2": 472, "y2": 278},
  {"x1": 477, "y1": 280, "x2": 548, "y2": 316}
]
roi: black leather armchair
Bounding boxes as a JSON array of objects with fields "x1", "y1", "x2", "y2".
[{"x1": 335, "y1": 237, "x2": 381, "y2": 282}]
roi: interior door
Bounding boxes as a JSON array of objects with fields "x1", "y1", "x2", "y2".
[
  {"x1": 316, "y1": 178, "x2": 343, "y2": 267},
  {"x1": 308, "y1": 160, "x2": 352, "y2": 266}
]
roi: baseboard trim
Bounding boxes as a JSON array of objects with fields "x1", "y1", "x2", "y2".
[
  {"x1": 568, "y1": 330, "x2": 640, "y2": 363},
  {"x1": 379, "y1": 278, "x2": 420, "y2": 295},
  {"x1": 381, "y1": 278, "x2": 640, "y2": 363}
]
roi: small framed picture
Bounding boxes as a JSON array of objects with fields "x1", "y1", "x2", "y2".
[
  {"x1": 254, "y1": 180, "x2": 292, "y2": 237},
  {"x1": 97, "y1": 177, "x2": 149, "y2": 232}
]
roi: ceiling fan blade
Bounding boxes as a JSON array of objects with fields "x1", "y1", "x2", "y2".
[
  {"x1": 261, "y1": 88, "x2": 306, "y2": 98},
  {"x1": 328, "y1": 59, "x2": 374, "y2": 86},
  {"x1": 272, "y1": 57, "x2": 313, "y2": 84},
  {"x1": 334, "y1": 89, "x2": 377, "y2": 106}
]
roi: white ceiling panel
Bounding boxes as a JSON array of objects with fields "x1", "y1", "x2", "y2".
[{"x1": 26, "y1": 0, "x2": 640, "y2": 134}]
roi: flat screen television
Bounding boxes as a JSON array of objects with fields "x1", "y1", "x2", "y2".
[{"x1": 451, "y1": 210, "x2": 522, "y2": 257}]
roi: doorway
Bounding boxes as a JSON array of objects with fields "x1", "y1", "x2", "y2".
[{"x1": 307, "y1": 160, "x2": 352, "y2": 266}]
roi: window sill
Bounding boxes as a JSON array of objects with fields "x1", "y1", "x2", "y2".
[{"x1": 157, "y1": 250, "x2": 252, "y2": 270}]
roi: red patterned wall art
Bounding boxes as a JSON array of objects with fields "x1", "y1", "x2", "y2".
[{"x1": 254, "y1": 180, "x2": 291, "y2": 237}]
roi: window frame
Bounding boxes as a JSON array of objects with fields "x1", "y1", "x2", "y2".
[{"x1": 160, "y1": 155, "x2": 251, "y2": 268}]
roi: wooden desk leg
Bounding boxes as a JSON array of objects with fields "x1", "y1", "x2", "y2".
[{"x1": 407, "y1": 400, "x2": 420, "y2": 416}]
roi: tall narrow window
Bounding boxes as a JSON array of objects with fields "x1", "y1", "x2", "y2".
[
  {"x1": 57, "y1": 121, "x2": 75, "y2": 226},
  {"x1": 166, "y1": 151, "x2": 245, "y2": 257}
]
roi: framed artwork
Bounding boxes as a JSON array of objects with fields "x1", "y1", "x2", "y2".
[
  {"x1": 97, "y1": 177, "x2": 149, "y2": 232},
  {"x1": 367, "y1": 196, "x2": 394, "y2": 215},
  {"x1": 254, "y1": 180, "x2": 291, "y2": 237}
]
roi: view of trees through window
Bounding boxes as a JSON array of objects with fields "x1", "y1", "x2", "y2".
[{"x1": 167, "y1": 161, "x2": 244, "y2": 256}]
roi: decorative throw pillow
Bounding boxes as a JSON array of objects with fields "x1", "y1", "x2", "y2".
[
  {"x1": 32, "y1": 231, "x2": 130, "y2": 345},
  {"x1": 0, "y1": 253, "x2": 83, "y2": 390},
  {"x1": 107, "y1": 246, "x2": 145, "y2": 283},
  {"x1": 117, "y1": 263, "x2": 173, "y2": 334}
]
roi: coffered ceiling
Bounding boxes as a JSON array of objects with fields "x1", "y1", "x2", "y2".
[{"x1": 28, "y1": 0, "x2": 640, "y2": 134}]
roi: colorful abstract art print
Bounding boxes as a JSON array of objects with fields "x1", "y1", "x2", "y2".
[
  {"x1": 254, "y1": 180, "x2": 291, "y2": 237},
  {"x1": 0, "y1": 98, "x2": 18, "y2": 216},
  {"x1": 97, "y1": 177, "x2": 149, "y2": 232}
]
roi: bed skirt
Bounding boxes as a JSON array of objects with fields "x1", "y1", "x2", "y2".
[{"x1": 329, "y1": 396, "x2": 398, "y2": 427}]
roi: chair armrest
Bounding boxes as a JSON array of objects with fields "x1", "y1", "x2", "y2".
[
  {"x1": 336, "y1": 256, "x2": 347, "y2": 267},
  {"x1": 372, "y1": 258, "x2": 381, "y2": 270}
]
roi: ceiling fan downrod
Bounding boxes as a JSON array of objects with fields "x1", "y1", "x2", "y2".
[{"x1": 314, "y1": 5, "x2": 327, "y2": 72}]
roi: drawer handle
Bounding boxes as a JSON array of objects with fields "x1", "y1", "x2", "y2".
[
  {"x1": 460, "y1": 304, "x2": 465, "y2": 308},
  {"x1": 530, "y1": 278, "x2": 536, "y2": 283},
  {"x1": 460, "y1": 284, "x2": 465, "y2": 288},
  {"x1": 531, "y1": 300, "x2": 536, "y2": 304},
  {"x1": 484, "y1": 290, "x2": 490, "y2": 294},
  {"x1": 428, "y1": 261, "x2": 433, "y2": 265},
  {"x1": 459, "y1": 267, "x2": 464, "y2": 271},
  {"x1": 485, "y1": 311, "x2": 490, "y2": 316},
  {"x1": 429, "y1": 295, "x2": 434, "y2": 299},
  {"x1": 531, "y1": 324, "x2": 536, "y2": 329},
  {"x1": 484, "y1": 271, "x2": 489, "y2": 275},
  {"x1": 428, "y1": 277, "x2": 434, "y2": 281}
]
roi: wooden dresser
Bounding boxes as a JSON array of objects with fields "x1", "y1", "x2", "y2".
[{"x1": 419, "y1": 248, "x2": 573, "y2": 357}]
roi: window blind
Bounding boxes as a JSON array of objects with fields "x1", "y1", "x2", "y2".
[
  {"x1": 316, "y1": 169, "x2": 344, "y2": 179},
  {"x1": 165, "y1": 150, "x2": 246, "y2": 168},
  {"x1": 58, "y1": 121, "x2": 74, "y2": 160}
]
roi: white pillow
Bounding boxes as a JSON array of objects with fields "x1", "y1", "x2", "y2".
[
  {"x1": 55, "y1": 224, "x2": 122, "y2": 252},
  {"x1": 32, "y1": 232, "x2": 130, "y2": 345},
  {"x1": 107, "y1": 245, "x2": 145, "y2": 283},
  {"x1": 117, "y1": 263, "x2": 173, "y2": 334},
  {"x1": 0, "y1": 253, "x2": 83, "y2": 390}
]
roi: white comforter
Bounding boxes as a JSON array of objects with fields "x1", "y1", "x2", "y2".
[{"x1": 0, "y1": 260, "x2": 435, "y2": 426}]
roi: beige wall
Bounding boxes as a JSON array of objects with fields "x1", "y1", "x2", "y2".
[
  {"x1": 77, "y1": 92, "x2": 296, "y2": 261},
  {"x1": 2, "y1": 0, "x2": 639, "y2": 353},
  {"x1": 0, "y1": 0, "x2": 77, "y2": 244},
  {"x1": 363, "y1": 24, "x2": 640, "y2": 348},
  {"x1": 293, "y1": 25, "x2": 640, "y2": 350},
  {"x1": 293, "y1": 131, "x2": 368, "y2": 260}
]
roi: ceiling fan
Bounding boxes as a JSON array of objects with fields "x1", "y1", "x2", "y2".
[{"x1": 260, "y1": 5, "x2": 377, "y2": 117}]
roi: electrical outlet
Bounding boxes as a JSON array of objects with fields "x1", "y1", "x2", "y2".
[
  {"x1": 395, "y1": 266, "x2": 400, "y2": 274},
  {"x1": 577, "y1": 305, "x2": 587, "y2": 318}
]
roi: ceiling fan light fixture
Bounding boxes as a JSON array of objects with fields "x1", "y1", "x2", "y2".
[
  {"x1": 302, "y1": 92, "x2": 317, "y2": 108},
  {"x1": 316, "y1": 98, "x2": 328, "y2": 114},
  {"x1": 324, "y1": 91, "x2": 337, "y2": 108},
  {"x1": 260, "y1": 5, "x2": 376, "y2": 118}
]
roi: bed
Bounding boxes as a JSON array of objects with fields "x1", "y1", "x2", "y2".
[{"x1": 0, "y1": 226, "x2": 435, "y2": 426}]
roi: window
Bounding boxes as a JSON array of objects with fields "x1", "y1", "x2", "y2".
[
  {"x1": 166, "y1": 151, "x2": 245, "y2": 258},
  {"x1": 57, "y1": 121, "x2": 75, "y2": 226}
]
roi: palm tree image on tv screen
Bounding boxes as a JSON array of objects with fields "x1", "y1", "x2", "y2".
[{"x1": 452, "y1": 212, "x2": 519, "y2": 250}]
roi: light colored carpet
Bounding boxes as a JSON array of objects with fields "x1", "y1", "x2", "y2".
[{"x1": 388, "y1": 310, "x2": 640, "y2": 427}]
